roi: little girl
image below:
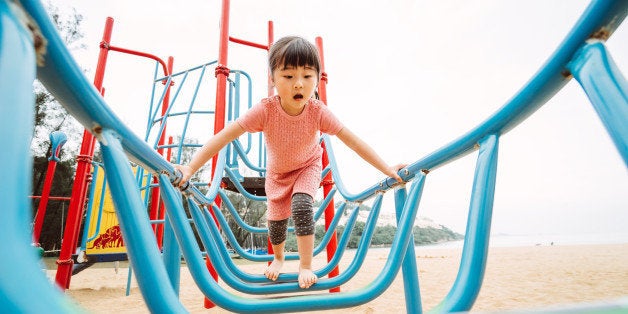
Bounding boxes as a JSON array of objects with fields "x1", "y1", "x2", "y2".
[{"x1": 175, "y1": 36, "x2": 404, "y2": 289}]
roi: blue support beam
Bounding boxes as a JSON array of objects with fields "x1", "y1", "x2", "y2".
[{"x1": 568, "y1": 41, "x2": 628, "y2": 167}]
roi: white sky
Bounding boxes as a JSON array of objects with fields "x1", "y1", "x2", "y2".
[{"x1": 53, "y1": 0, "x2": 627, "y2": 238}]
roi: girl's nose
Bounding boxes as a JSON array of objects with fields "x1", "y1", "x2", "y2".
[{"x1": 294, "y1": 79, "x2": 303, "y2": 89}]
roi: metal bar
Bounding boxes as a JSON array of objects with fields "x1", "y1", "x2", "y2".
[
  {"x1": 107, "y1": 44, "x2": 170, "y2": 77},
  {"x1": 229, "y1": 36, "x2": 269, "y2": 50},
  {"x1": 567, "y1": 41, "x2": 628, "y2": 167},
  {"x1": 54, "y1": 16, "x2": 112, "y2": 291},
  {"x1": 0, "y1": 1, "x2": 82, "y2": 311},
  {"x1": 162, "y1": 212, "x2": 182, "y2": 295},
  {"x1": 32, "y1": 131, "x2": 67, "y2": 243},
  {"x1": 158, "y1": 171, "x2": 426, "y2": 312},
  {"x1": 430, "y1": 134, "x2": 500, "y2": 313},
  {"x1": 181, "y1": 199, "x2": 360, "y2": 294},
  {"x1": 197, "y1": 199, "x2": 360, "y2": 284},
  {"x1": 99, "y1": 130, "x2": 187, "y2": 313},
  {"x1": 395, "y1": 185, "x2": 422, "y2": 313},
  {"x1": 316, "y1": 36, "x2": 342, "y2": 292}
]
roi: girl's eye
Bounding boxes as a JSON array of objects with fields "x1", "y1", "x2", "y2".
[{"x1": 284, "y1": 75, "x2": 293, "y2": 79}]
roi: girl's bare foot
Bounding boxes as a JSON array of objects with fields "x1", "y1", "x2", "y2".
[
  {"x1": 264, "y1": 258, "x2": 284, "y2": 281},
  {"x1": 298, "y1": 267, "x2": 318, "y2": 289}
]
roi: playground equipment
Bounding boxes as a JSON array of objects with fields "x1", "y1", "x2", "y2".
[
  {"x1": 31, "y1": 131, "x2": 68, "y2": 246},
  {"x1": 31, "y1": 129, "x2": 132, "y2": 272},
  {"x1": 1, "y1": 0, "x2": 627, "y2": 313}
]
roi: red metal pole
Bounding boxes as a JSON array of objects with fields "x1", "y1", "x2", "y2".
[
  {"x1": 156, "y1": 136, "x2": 175, "y2": 246},
  {"x1": 106, "y1": 45, "x2": 169, "y2": 78},
  {"x1": 33, "y1": 131, "x2": 66, "y2": 244},
  {"x1": 267, "y1": 21, "x2": 274, "y2": 97},
  {"x1": 158, "y1": 56, "x2": 174, "y2": 157},
  {"x1": 30, "y1": 196, "x2": 71, "y2": 201},
  {"x1": 316, "y1": 36, "x2": 340, "y2": 293},
  {"x1": 266, "y1": 20, "x2": 275, "y2": 261},
  {"x1": 149, "y1": 175, "x2": 160, "y2": 232},
  {"x1": 228, "y1": 36, "x2": 268, "y2": 50},
  {"x1": 54, "y1": 17, "x2": 114, "y2": 290},
  {"x1": 204, "y1": 0, "x2": 231, "y2": 308},
  {"x1": 32, "y1": 158, "x2": 59, "y2": 243}
]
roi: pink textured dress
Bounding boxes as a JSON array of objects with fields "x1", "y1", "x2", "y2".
[{"x1": 236, "y1": 96, "x2": 344, "y2": 220}]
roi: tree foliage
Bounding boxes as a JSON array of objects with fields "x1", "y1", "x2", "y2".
[
  {"x1": 31, "y1": 3, "x2": 85, "y2": 252},
  {"x1": 31, "y1": 3, "x2": 84, "y2": 158},
  {"x1": 280, "y1": 220, "x2": 463, "y2": 252}
]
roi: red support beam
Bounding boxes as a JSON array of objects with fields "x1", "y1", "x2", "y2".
[
  {"x1": 316, "y1": 36, "x2": 341, "y2": 293},
  {"x1": 32, "y1": 158, "x2": 59, "y2": 243},
  {"x1": 55, "y1": 17, "x2": 114, "y2": 290},
  {"x1": 265, "y1": 20, "x2": 275, "y2": 263},
  {"x1": 228, "y1": 36, "x2": 268, "y2": 50},
  {"x1": 157, "y1": 136, "x2": 175, "y2": 245},
  {"x1": 106, "y1": 45, "x2": 169, "y2": 79},
  {"x1": 29, "y1": 196, "x2": 71, "y2": 201}
]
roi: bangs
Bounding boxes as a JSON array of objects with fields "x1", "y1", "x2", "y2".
[
  {"x1": 280, "y1": 40, "x2": 319, "y2": 70},
  {"x1": 269, "y1": 36, "x2": 321, "y2": 75}
]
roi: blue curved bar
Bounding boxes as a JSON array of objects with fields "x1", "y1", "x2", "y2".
[
  {"x1": 158, "y1": 171, "x2": 425, "y2": 312},
  {"x1": 223, "y1": 167, "x2": 266, "y2": 201},
  {"x1": 196, "y1": 194, "x2": 382, "y2": 289},
  {"x1": 231, "y1": 139, "x2": 266, "y2": 172},
  {"x1": 0, "y1": 1, "x2": 84, "y2": 312},
  {"x1": 567, "y1": 41, "x2": 628, "y2": 166},
  {"x1": 395, "y1": 185, "x2": 422, "y2": 313},
  {"x1": 429, "y1": 134, "x2": 500, "y2": 313},
  {"x1": 99, "y1": 130, "x2": 187, "y2": 312},
  {"x1": 176, "y1": 194, "x2": 362, "y2": 294}
]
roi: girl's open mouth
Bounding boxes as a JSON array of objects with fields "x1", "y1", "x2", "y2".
[{"x1": 293, "y1": 94, "x2": 304, "y2": 100}]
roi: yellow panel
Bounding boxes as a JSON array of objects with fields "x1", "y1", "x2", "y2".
[{"x1": 86, "y1": 166, "x2": 149, "y2": 255}]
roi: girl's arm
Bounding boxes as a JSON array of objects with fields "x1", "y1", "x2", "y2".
[
  {"x1": 335, "y1": 128, "x2": 405, "y2": 182},
  {"x1": 174, "y1": 122, "x2": 245, "y2": 186}
]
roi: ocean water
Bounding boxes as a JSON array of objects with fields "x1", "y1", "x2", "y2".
[{"x1": 419, "y1": 232, "x2": 628, "y2": 249}]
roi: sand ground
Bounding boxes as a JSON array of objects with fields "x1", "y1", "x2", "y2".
[{"x1": 55, "y1": 243, "x2": 628, "y2": 313}]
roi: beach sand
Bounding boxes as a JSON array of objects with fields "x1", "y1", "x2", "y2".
[{"x1": 57, "y1": 243, "x2": 628, "y2": 313}]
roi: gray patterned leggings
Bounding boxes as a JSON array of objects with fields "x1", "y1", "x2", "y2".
[{"x1": 268, "y1": 193, "x2": 315, "y2": 245}]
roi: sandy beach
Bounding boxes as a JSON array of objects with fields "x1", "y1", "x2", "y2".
[{"x1": 56, "y1": 243, "x2": 628, "y2": 313}]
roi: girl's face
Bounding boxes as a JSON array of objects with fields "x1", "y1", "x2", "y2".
[{"x1": 272, "y1": 64, "x2": 318, "y2": 115}]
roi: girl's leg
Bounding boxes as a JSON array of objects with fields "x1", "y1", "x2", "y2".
[
  {"x1": 296, "y1": 234, "x2": 316, "y2": 288},
  {"x1": 292, "y1": 193, "x2": 317, "y2": 289},
  {"x1": 264, "y1": 218, "x2": 288, "y2": 281}
]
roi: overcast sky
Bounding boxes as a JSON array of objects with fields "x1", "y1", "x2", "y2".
[{"x1": 53, "y1": 0, "x2": 627, "y2": 238}]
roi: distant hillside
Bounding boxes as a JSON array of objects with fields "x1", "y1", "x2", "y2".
[{"x1": 281, "y1": 211, "x2": 465, "y2": 252}]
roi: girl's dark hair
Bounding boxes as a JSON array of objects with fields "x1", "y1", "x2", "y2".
[{"x1": 268, "y1": 36, "x2": 321, "y2": 78}]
